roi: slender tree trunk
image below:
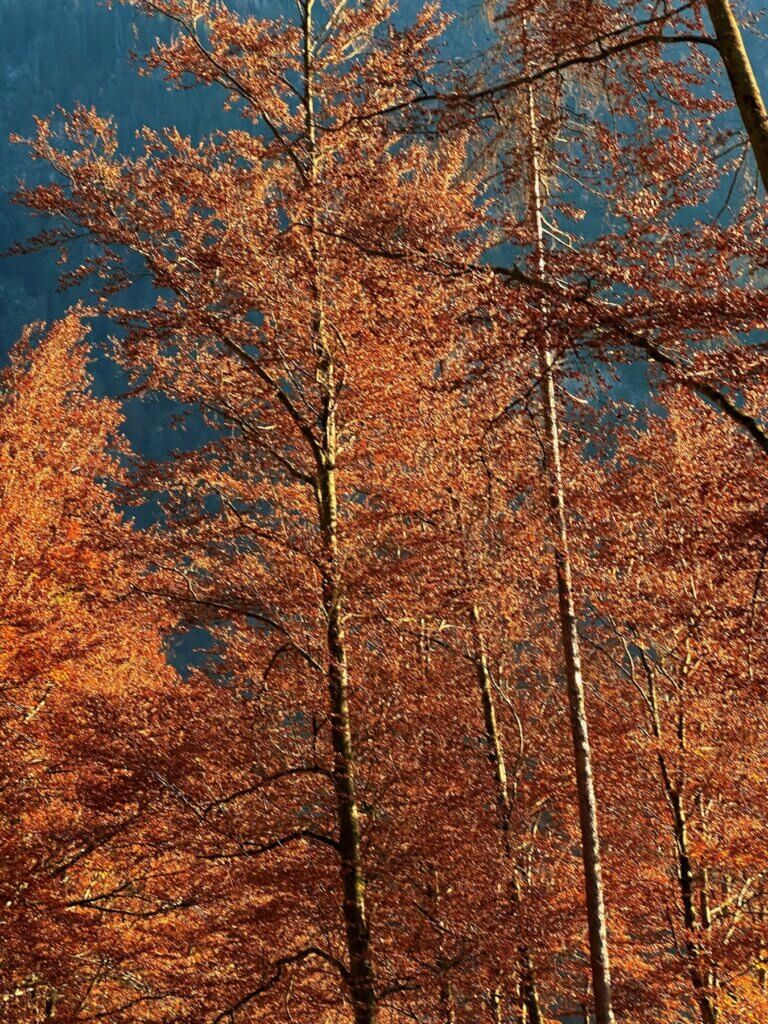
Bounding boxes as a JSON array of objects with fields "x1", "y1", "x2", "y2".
[
  {"x1": 429, "y1": 868, "x2": 457, "y2": 1024},
  {"x1": 303, "y1": 4, "x2": 376, "y2": 1020},
  {"x1": 671, "y1": 795, "x2": 718, "y2": 1024},
  {"x1": 705, "y1": 0, "x2": 768, "y2": 191},
  {"x1": 523, "y1": 964, "x2": 543, "y2": 1024},
  {"x1": 315, "y1": 223, "x2": 378, "y2": 1024},
  {"x1": 524, "y1": 70, "x2": 616, "y2": 1024},
  {"x1": 642, "y1": 656, "x2": 716, "y2": 1024},
  {"x1": 470, "y1": 604, "x2": 544, "y2": 1024},
  {"x1": 321, "y1": 554, "x2": 377, "y2": 1024},
  {"x1": 440, "y1": 984, "x2": 457, "y2": 1024},
  {"x1": 536, "y1": 340, "x2": 615, "y2": 1024},
  {"x1": 471, "y1": 604, "x2": 511, "y2": 815},
  {"x1": 510, "y1": 872, "x2": 545, "y2": 1024},
  {"x1": 490, "y1": 987, "x2": 504, "y2": 1024}
]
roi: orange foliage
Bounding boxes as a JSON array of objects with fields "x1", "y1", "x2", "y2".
[{"x1": 3, "y1": 2, "x2": 768, "y2": 1023}]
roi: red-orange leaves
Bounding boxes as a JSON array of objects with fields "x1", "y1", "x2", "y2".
[{"x1": 0, "y1": 315, "x2": 202, "y2": 1022}]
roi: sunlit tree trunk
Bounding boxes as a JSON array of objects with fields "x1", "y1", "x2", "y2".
[
  {"x1": 673, "y1": 802, "x2": 718, "y2": 1024},
  {"x1": 471, "y1": 604, "x2": 511, "y2": 814},
  {"x1": 705, "y1": 0, "x2": 768, "y2": 191},
  {"x1": 490, "y1": 986, "x2": 504, "y2": 1024},
  {"x1": 303, "y1": 3, "x2": 376, "y2": 1020},
  {"x1": 427, "y1": 867, "x2": 457, "y2": 1024},
  {"x1": 524, "y1": 68, "x2": 616, "y2": 1024},
  {"x1": 470, "y1": 603, "x2": 544, "y2": 1024},
  {"x1": 640, "y1": 652, "x2": 717, "y2": 1024}
]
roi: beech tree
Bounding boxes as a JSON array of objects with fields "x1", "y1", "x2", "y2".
[
  {"x1": 704, "y1": 0, "x2": 768, "y2": 189},
  {"x1": 0, "y1": 314, "x2": 201, "y2": 1022},
  {"x1": 445, "y1": 2, "x2": 768, "y2": 1018},
  {"x1": 575, "y1": 393, "x2": 768, "y2": 1024},
  {"x1": 5, "y1": 2, "x2": 768, "y2": 1023},
  {"x1": 408, "y1": 1, "x2": 768, "y2": 191},
  {"x1": 10, "y1": 2, "x2": 529, "y2": 1020}
]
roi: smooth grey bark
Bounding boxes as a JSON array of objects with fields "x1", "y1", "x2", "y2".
[
  {"x1": 524, "y1": 72, "x2": 616, "y2": 1024},
  {"x1": 535, "y1": 343, "x2": 616, "y2": 1024},
  {"x1": 638, "y1": 651, "x2": 718, "y2": 1024},
  {"x1": 303, "y1": 3, "x2": 376, "y2": 1020},
  {"x1": 469, "y1": 604, "x2": 544, "y2": 1024},
  {"x1": 705, "y1": 0, "x2": 768, "y2": 191}
]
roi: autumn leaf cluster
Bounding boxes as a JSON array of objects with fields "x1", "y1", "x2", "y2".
[{"x1": 2, "y1": 2, "x2": 768, "y2": 1023}]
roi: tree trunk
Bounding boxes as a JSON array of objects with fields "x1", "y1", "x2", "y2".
[
  {"x1": 314, "y1": 256, "x2": 377, "y2": 1024},
  {"x1": 471, "y1": 604, "x2": 511, "y2": 818},
  {"x1": 537, "y1": 347, "x2": 615, "y2": 1024},
  {"x1": 321, "y1": 546, "x2": 377, "y2": 1024},
  {"x1": 670, "y1": 794, "x2": 718, "y2": 1024},
  {"x1": 490, "y1": 987, "x2": 504, "y2": 1024},
  {"x1": 303, "y1": 3, "x2": 376, "y2": 1020},
  {"x1": 470, "y1": 604, "x2": 544, "y2": 1024},
  {"x1": 643, "y1": 655, "x2": 716, "y2": 1024},
  {"x1": 521, "y1": 954, "x2": 544, "y2": 1024},
  {"x1": 524, "y1": 71, "x2": 616, "y2": 1024},
  {"x1": 429, "y1": 868, "x2": 457, "y2": 1024},
  {"x1": 705, "y1": 0, "x2": 768, "y2": 191}
]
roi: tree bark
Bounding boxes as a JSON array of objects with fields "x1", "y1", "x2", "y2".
[
  {"x1": 429, "y1": 868, "x2": 457, "y2": 1024},
  {"x1": 537, "y1": 349, "x2": 616, "y2": 1024},
  {"x1": 321, "y1": 536, "x2": 377, "y2": 1024},
  {"x1": 471, "y1": 604, "x2": 511, "y2": 816},
  {"x1": 490, "y1": 987, "x2": 504, "y2": 1024},
  {"x1": 643, "y1": 660, "x2": 717, "y2": 1024},
  {"x1": 705, "y1": 0, "x2": 768, "y2": 191},
  {"x1": 470, "y1": 604, "x2": 544, "y2": 1024},
  {"x1": 673, "y1": 804, "x2": 718, "y2": 1024},
  {"x1": 524, "y1": 70, "x2": 616, "y2": 1024},
  {"x1": 303, "y1": 3, "x2": 376, "y2": 1020}
]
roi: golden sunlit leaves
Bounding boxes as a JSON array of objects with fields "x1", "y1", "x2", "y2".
[{"x1": 4, "y1": 1, "x2": 768, "y2": 1023}]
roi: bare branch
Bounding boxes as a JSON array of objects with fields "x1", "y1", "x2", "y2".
[{"x1": 204, "y1": 828, "x2": 340, "y2": 861}]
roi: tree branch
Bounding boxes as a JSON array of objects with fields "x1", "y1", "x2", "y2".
[
  {"x1": 204, "y1": 828, "x2": 340, "y2": 861},
  {"x1": 211, "y1": 947, "x2": 349, "y2": 1022}
]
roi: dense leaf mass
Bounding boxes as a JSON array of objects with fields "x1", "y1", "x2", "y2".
[{"x1": 1, "y1": 2, "x2": 768, "y2": 1023}]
